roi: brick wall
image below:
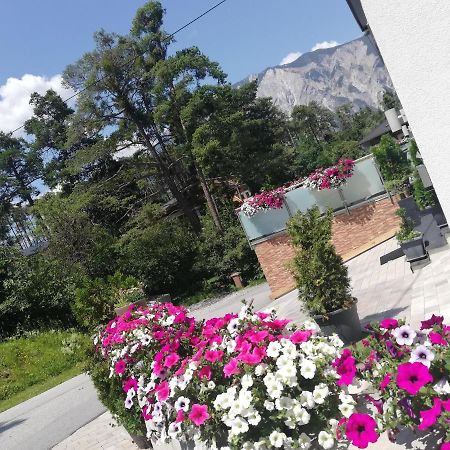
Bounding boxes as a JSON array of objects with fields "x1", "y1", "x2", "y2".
[{"x1": 254, "y1": 197, "x2": 400, "y2": 299}]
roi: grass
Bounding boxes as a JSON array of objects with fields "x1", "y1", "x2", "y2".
[{"x1": 0, "y1": 330, "x2": 90, "y2": 412}]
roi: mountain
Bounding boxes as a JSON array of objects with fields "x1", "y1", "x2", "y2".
[{"x1": 236, "y1": 35, "x2": 393, "y2": 113}]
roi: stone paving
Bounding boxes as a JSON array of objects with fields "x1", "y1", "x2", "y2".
[{"x1": 52, "y1": 236, "x2": 450, "y2": 449}]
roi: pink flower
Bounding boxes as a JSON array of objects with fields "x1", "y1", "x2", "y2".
[
  {"x1": 442, "y1": 442, "x2": 450, "y2": 450},
  {"x1": 164, "y1": 352, "x2": 180, "y2": 368},
  {"x1": 156, "y1": 381, "x2": 170, "y2": 402},
  {"x1": 380, "y1": 318, "x2": 399, "y2": 329},
  {"x1": 290, "y1": 330, "x2": 312, "y2": 344},
  {"x1": 204, "y1": 350, "x2": 224, "y2": 363},
  {"x1": 418, "y1": 398, "x2": 442, "y2": 430},
  {"x1": 379, "y1": 373, "x2": 392, "y2": 391},
  {"x1": 198, "y1": 365, "x2": 212, "y2": 380},
  {"x1": 175, "y1": 409, "x2": 185, "y2": 423},
  {"x1": 114, "y1": 360, "x2": 126, "y2": 375},
  {"x1": 396, "y1": 362, "x2": 433, "y2": 395},
  {"x1": 429, "y1": 331, "x2": 448, "y2": 346},
  {"x1": 123, "y1": 377, "x2": 138, "y2": 393},
  {"x1": 333, "y1": 349, "x2": 357, "y2": 386},
  {"x1": 345, "y1": 413, "x2": 379, "y2": 448},
  {"x1": 223, "y1": 358, "x2": 240, "y2": 378},
  {"x1": 421, "y1": 314, "x2": 444, "y2": 330},
  {"x1": 189, "y1": 404, "x2": 209, "y2": 426}
]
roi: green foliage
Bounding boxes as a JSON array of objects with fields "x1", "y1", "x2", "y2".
[
  {"x1": 87, "y1": 348, "x2": 146, "y2": 435},
  {"x1": 0, "y1": 251, "x2": 78, "y2": 338},
  {"x1": 382, "y1": 90, "x2": 401, "y2": 111},
  {"x1": 408, "y1": 139, "x2": 421, "y2": 167},
  {"x1": 395, "y1": 208, "x2": 420, "y2": 242},
  {"x1": 197, "y1": 207, "x2": 262, "y2": 286},
  {"x1": 287, "y1": 207, "x2": 352, "y2": 316},
  {"x1": 372, "y1": 135, "x2": 410, "y2": 182},
  {"x1": 0, "y1": 331, "x2": 88, "y2": 404},
  {"x1": 412, "y1": 170, "x2": 436, "y2": 209},
  {"x1": 72, "y1": 272, "x2": 140, "y2": 331},
  {"x1": 117, "y1": 204, "x2": 199, "y2": 296},
  {"x1": 384, "y1": 179, "x2": 410, "y2": 196}
]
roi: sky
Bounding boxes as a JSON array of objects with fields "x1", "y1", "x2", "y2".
[{"x1": 0, "y1": 0, "x2": 362, "y2": 135}]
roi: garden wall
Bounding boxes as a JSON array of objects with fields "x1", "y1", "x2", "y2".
[{"x1": 254, "y1": 196, "x2": 400, "y2": 299}]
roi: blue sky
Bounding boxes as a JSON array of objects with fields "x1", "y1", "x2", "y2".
[{"x1": 0, "y1": 0, "x2": 361, "y2": 133}]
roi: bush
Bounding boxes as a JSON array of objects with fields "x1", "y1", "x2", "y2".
[
  {"x1": 412, "y1": 170, "x2": 436, "y2": 209},
  {"x1": 287, "y1": 207, "x2": 352, "y2": 316},
  {"x1": 0, "y1": 251, "x2": 78, "y2": 338},
  {"x1": 197, "y1": 208, "x2": 262, "y2": 287},
  {"x1": 72, "y1": 272, "x2": 140, "y2": 331},
  {"x1": 117, "y1": 204, "x2": 199, "y2": 296},
  {"x1": 373, "y1": 135, "x2": 410, "y2": 182},
  {"x1": 395, "y1": 208, "x2": 420, "y2": 242}
]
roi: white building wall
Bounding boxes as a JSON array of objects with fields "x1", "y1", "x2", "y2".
[{"x1": 360, "y1": 0, "x2": 450, "y2": 220}]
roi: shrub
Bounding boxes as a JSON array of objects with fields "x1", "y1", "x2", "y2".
[
  {"x1": 395, "y1": 208, "x2": 420, "y2": 242},
  {"x1": 0, "y1": 251, "x2": 78, "y2": 338},
  {"x1": 72, "y1": 272, "x2": 140, "y2": 331},
  {"x1": 412, "y1": 170, "x2": 436, "y2": 209},
  {"x1": 287, "y1": 207, "x2": 352, "y2": 316},
  {"x1": 373, "y1": 135, "x2": 410, "y2": 182}
]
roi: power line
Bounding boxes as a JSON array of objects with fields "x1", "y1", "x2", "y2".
[{"x1": 8, "y1": 0, "x2": 228, "y2": 136}]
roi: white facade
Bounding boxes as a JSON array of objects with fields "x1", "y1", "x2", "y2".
[{"x1": 360, "y1": 0, "x2": 450, "y2": 220}]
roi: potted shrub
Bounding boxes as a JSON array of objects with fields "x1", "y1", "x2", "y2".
[
  {"x1": 395, "y1": 208, "x2": 427, "y2": 261},
  {"x1": 287, "y1": 206, "x2": 361, "y2": 343}
]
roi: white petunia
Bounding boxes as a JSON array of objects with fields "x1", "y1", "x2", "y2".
[
  {"x1": 293, "y1": 406, "x2": 310, "y2": 425},
  {"x1": 434, "y1": 378, "x2": 450, "y2": 395},
  {"x1": 299, "y1": 390, "x2": 315, "y2": 409},
  {"x1": 300, "y1": 359, "x2": 316, "y2": 379},
  {"x1": 298, "y1": 433, "x2": 312, "y2": 449},
  {"x1": 168, "y1": 422, "x2": 181, "y2": 438},
  {"x1": 227, "y1": 318, "x2": 240, "y2": 335},
  {"x1": 275, "y1": 396, "x2": 293, "y2": 410},
  {"x1": 267, "y1": 341, "x2": 281, "y2": 358},
  {"x1": 410, "y1": 344, "x2": 435, "y2": 367},
  {"x1": 269, "y1": 431, "x2": 286, "y2": 448},
  {"x1": 229, "y1": 416, "x2": 249, "y2": 435},
  {"x1": 318, "y1": 431, "x2": 334, "y2": 449},
  {"x1": 264, "y1": 400, "x2": 275, "y2": 411},
  {"x1": 241, "y1": 374, "x2": 254, "y2": 389},
  {"x1": 339, "y1": 402, "x2": 355, "y2": 418},
  {"x1": 124, "y1": 397, "x2": 134, "y2": 409},
  {"x1": 392, "y1": 325, "x2": 416, "y2": 346},
  {"x1": 175, "y1": 396, "x2": 190, "y2": 412},
  {"x1": 313, "y1": 383, "x2": 329, "y2": 404},
  {"x1": 255, "y1": 364, "x2": 267, "y2": 376},
  {"x1": 247, "y1": 410, "x2": 261, "y2": 426}
]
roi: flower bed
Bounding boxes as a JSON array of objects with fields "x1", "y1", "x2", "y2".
[
  {"x1": 240, "y1": 160, "x2": 355, "y2": 217},
  {"x1": 91, "y1": 304, "x2": 450, "y2": 449}
]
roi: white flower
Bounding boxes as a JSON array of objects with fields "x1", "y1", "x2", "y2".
[
  {"x1": 175, "y1": 396, "x2": 190, "y2": 412},
  {"x1": 124, "y1": 397, "x2": 134, "y2": 409},
  {"x1": 275, "y1": 396, "x2": 293, "y2": 410},
  {"x1": 255, "y1": 364, "x2": 267, "y2": 376},
  {"x1": 164, "y1": 315, "x2": 175, "y2": 326},
  {"x1": 247, "y1": 410, "x2": 261, "y2": 425},
  {"x1": 241, "y1": 374, "x2": 253, "y2": 389},
  {"x1": 339, "y1": 402, "x2": 355, "y2": 418},
  {"x1": 410, "y1": 344, "x2": 435, "y2": 367},
  {"x1": 230, "y1": 416, "x2": 249, "y2": 435},
  {"x1": 267, "y1": 382, "x2": 283, "y2": 399},
  {"x1": 227, "y1": 318, "x2": 240, "y2": 335},
  {"x1": 264, "y1": 400, "x2": 275, "y2": 411},
  {"x1": 434, "y1": 378, "x2": 450, "y2": 395},
  {"x1": 392, "y1": 325, "x2": 416, "y2": 346},
  {"x1": 207, "y1": 381, "x2": 216, "y2": 390},
  {"x1": 267, "y1": 341, "x2": 281, "y2": 358},
  {"x1": 339, "y1": 392, "x2": 355, "y2": 404},
  {"x1": 140, "y1": 335, "x2": 151, "y2": 346},
  {"x1": 298, "y1": 433, "x2": 311, "y2": 449},
  {"x1": 299, "y1": 391, "x2": 315, "y2": 409},
  {"x1": 276, "y1": 354, "x2": 293, "y2": 369},
  {"x1": 168, "y1": 422, "x2": 181, "y2": 438},
  {"x1": 239, "y1": 389, "x2": 253, "y2": 409},
  {"x1": 300, "y1": 359, "x2": 316, "y2": 379},
  {"x1": 302, "y1": 320, "x2": 320, "y2": 332},
  {"x1": 313, "y1": 384, "x2": 329, "y2": 404},
  {"x1": 238, "y1": 306, "x2": 249, "y2": 320},
  {"x1": 269, "y1": 431, "x2": 286, "y2": 448},
  {"x1": 226, "y1": 339, "x2": 237, "y2": 353},
  {"x1": 293, "y1": 406, "x2": 310, "y2": 425},
  {"x1": 318, "y1": 431, "x2": 334, "y2": 449}
]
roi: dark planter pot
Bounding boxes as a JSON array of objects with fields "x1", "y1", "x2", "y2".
[
  {"x1": 399, "y1": 235, "x2": 427, "y2": 262},
  {"x1": 114, "y1": 299, "x2": 148, "y2": 317},
  {"x1": 129, "y1": 433, "x2": 152, "y2": 449},
  {"x1": 313, "y1": 300, "x2": 361, "y2": 344}
]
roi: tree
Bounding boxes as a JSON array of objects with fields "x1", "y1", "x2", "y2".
[
  {"x1": 62, "y1": 2, "x2": 204, "y2": 233},
  {"x1": 0, "y1": 132, "x2": 42, "y2": 206},
  {"x1": 372, "y1": 135, "x2": 410, "y2": 182},
  {"x1": 382, "y1": 90, "x2": 401, "y2": 111}
]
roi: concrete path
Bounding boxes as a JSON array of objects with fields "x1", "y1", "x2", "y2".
[{"x1": 0, "y1": 374, "x2": 105, "y2": 450}]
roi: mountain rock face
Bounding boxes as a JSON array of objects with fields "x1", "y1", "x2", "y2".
[{"x1": 236, "y1": 35, "x2": 393, "y2": 114}]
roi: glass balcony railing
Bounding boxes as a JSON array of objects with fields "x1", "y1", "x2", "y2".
[{"x1": 238, "y1": 155, "x2": 386, "y2": 244}]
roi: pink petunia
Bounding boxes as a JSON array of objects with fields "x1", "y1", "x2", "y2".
[
  {"x1": 429, "y1": 331, "x2": 448, "y2": 346},
  {"x1": 189, "y1": 404, "x2": 209, "y2": 426},
  {"x1": 114, "y1": 359, "x2": 126, "y2": 375},
  {"x1": 379, "y1": 373, "x2": 392, "y2": 391},
  {"x1": 164, "y1": 352, "x2": 180, "y2": 368},
  {"x1": 156, "y1": 381, "x2": 170, "y2": 402},
  {"x1": 380, "y1": 318, "x2": 399, "y2": 329},
  {"x1": 204, "y1": 350, "x2": 224, "y2": 363},
  {"x1": 442, "y1": 443, "x2": 450, "y2": 450},
  {"x1": 345, "y1": 413, "x2": 379, "y2": 448},
  {"x1": 175, "y1": 409, "x2": 185, "y2": 423},
  {"x1": 198, "y1": 365, "x2": 212, "y2": 380},
  {"x1": 396, "y1": 362, "x2": 433, "y2": 395},
  {"x1": 122, "y1": 377, "x2": 138, "y2": 393},
  {"x1": 421, "y1": 314, "x2": 444, "y2": 330},
  {"x1": 223, "y1": 358, "x2": 240, "y2": 378},
  {"x1": 418, "y1": 398, "x2": 442, "y2": 430},
  {"x1": 289, "y1": 330, "x2": 312, "y2": 344},
  {"x1": 333, "y1": 349, "x2": 357, "y2": 386}
]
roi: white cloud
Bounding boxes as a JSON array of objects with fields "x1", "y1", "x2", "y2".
[
  {"x1": 311, "y1": 40, "x2": 340, "y2": 52},
  {"x1": 279, "y1": 51, "x2": 302, "y2": 65},
  {"x1": 0, "y1": 74, "x2": 74, "y2": 135}
]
